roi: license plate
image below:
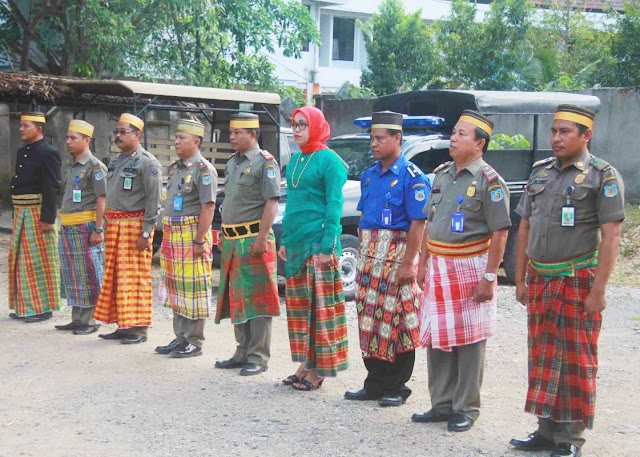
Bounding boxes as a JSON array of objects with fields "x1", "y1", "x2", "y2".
[{"x1": 211, "y1": 230, "x2": 221, "y2": 245}]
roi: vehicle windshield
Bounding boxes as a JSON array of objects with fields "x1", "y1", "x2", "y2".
[{"x1": 327, "y1": 137, "x2": 378, "y2": 180}]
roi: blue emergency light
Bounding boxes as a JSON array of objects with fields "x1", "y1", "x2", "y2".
[{"x1": 353, "y1": 115, "x2": 445, "y2": 128}]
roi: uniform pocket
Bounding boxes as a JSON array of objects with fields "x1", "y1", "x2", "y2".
[
  {"x1": 238, "y1": 174, "x2": 258, "y2": 186},
  {"x1": 461, "y1": 196, "x2": 482, "y2": 212}
]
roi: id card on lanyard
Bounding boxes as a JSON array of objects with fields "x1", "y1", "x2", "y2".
[
  {"x1": 562, "y1": 186, "x2": 575, "y2": 227},
  {"x1": 382, "y1": 191, "x2": 392, "y2": 226},
  {"x1": 72, "y1": 177, "x2": 82, "y2": 202},
  {"x1": 451, "y1": 195, "x2": 464, "y2": 232}
]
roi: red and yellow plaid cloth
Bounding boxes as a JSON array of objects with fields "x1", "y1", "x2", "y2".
[
  {"x1": 94, "y1": 211, "x2": 152, "y2": 328},
  {"x1": 356, "y1": 229, "x2": 421, "y2": 362},
  {"x1": 8, "y1": 205, "x2": 61, "y2": 316},
  {"x1": 525, "y1": 265, "x2": 600, "y2": 429},
  {"x1": 285, "y1": 254, "x2": 349, "y2": 378},
  {"x1": 419, "y1": 252, "x2": 497, "y2": 351}
]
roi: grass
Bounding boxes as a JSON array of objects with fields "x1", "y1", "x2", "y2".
[{"x1": 610, "y1": 203, "x2": 640, "y2": 287}]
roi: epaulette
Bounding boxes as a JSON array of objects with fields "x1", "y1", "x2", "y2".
[
  {"x1": 168, "y1": 160, "x2": 179, "y2": 170},
  {"x1": 433, "y1": 161, "x2": 452, "y2": 173},
  {"x1": 482, "y1": 164, "x2": 499, "y2": 182},
  {"x1": 196, "y1": 159, "x2": 208, "y2": 171},
  {"x1": 532, "y1": 157, "x2": 556, "y2": 168},
  {"x1": 260, "y1": 149, "x2": 274, "y2": 160},
  {"x1": 589, "y1": 157, "x2": 611, "y2": 171},
  {"x1": 406, "y1": 162, "x2": 421, "y2": 178}
]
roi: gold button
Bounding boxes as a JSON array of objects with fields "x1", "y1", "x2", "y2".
[
  {"x1": 19, "y1": 165, "x2": 22, "y2": 167},
  {"x1": 24, "y1": 154, "x2": 27, "y2": 157}
]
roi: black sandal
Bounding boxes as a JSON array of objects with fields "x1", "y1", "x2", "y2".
[
  {"x1": 282, "y1": 374, "x2": 302, "y2": 385},
  {"x1": 292, "y1": 378, "x2": 324, "y2": 391}
]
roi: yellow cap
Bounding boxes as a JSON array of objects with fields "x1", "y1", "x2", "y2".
[
  {"x1": 119, "y1": 113, "x2": 144, "y2": 131},
  {"x1": 458, "y1": 110, "x2": 494, "y2": 136},
  {"x1": 554, "y1": 104, "x2": 595, "y2": 129},
  {"x1": 230, "y1": 113, "x2": 260, "y2": 129},
  {"x1": 21, "y1": 112, "x2": 46, "y2": 123},
  {"x1": 177, "y1": 119, "x2": 205, "y2": 137},
  {"x1": 68, "y1": 119, "x2": 94, "y2": 138}
]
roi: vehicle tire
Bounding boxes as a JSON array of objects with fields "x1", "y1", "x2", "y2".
[
  {"x1": 152, "y1": 231, "x2": 163, "y2": 255},
  {"x1": 339, "y1": 234, "x2": 359, "y2": 301},
  {"x1": 502, "y1": 225, "x2": 518, "y2": 284}
]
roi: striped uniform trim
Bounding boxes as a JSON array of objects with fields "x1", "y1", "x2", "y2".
[
  {"x1": 426, "y1": 236, "x2": 491, "y2": 259},
  {"x1": 356, "y1": 229, "x2": 421, "y2": 362},
  {"x1": 215, "y1": 231, "x2": 280, "y2": 324},
  {"x1": 12, "y1": 193, "x2": 43, "y2": 207},
  {"x1": 525, "y1": 265, "x2": 600, "y2": 429},
  {"x1": 59, "y1": 221, "x2": 104, "y2": 307},
  {"x1": 158, "y1": 216, "x2": 212, "y2": 320},
  {"x1": 284, "y1": 254, "x2": 349, "y2": 377},
  {"x1": 530, "y1": 251, "x2": 598, "y2": 277},
  {"x1": 8, "y1": 206, "x2": 62, "y2": 317},
  {"x1": 94, "y1": 218, "x2": 153, "y2": 328},
  {"x1": 60, "y1": 210, "x2": 96, "y2": 226}
]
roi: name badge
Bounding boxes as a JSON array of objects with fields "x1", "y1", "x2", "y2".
[
  {"x1": 561, "y1": 206, "x2": 575, "y2": 227},
  {"x1": 123, "y1": 177, "x2": 133, "y2": 190},
  {"x1": 382, "y1": 207, "x2": 392, "y2": 226},
  {"x1": 451, "y1": 211, "x2": 464, "y2": 232},
  {"x1": 173, "y1": 195, "x2": 183, "y2": 212},
  {"x1": 72, "y1": 188, "x2": 82, "y2": 203}
]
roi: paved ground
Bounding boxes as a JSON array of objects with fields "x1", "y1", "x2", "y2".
[{"x1": 0, "y1": 232, "x2": 639, "y2": 457}]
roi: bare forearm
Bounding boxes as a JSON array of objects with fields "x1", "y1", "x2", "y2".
[
  {"x1": 403, "y1": 219, "x2": 426, "y2": 266},
  {"x1": 258, "y1": 198, "x2": 279, "y2": 238},
  {"x1": 592, "y1": 222, "x2": 622, "y2": 292},
  {"x1": 418, "y1": 221, "x2": 430, "y2": 267},
  {"x1": 515, "y1": 221, "x2": 530, "y2": 284},
  {"x1": 196, "y1": 203, "x2": 215, "y2": 242},
  {"x1": 95, "y1": 196, "x2": 106, "y2": 229},
  {"x1": 486, "y1": 229, "x2": 508, "y2": 273}
]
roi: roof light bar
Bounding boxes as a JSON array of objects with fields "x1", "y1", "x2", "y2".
[{"x1": 353, "y1": 115, "x2": 445, "y2": 128}]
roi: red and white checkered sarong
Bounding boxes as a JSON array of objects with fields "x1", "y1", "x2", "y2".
[{"x1": 419, "y1": 253, "x2": 497, "y2": 351}]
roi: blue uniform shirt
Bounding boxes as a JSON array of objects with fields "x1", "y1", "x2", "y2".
[{"x1": 357, "y1": 154, "x2": 430, "y2": 231}]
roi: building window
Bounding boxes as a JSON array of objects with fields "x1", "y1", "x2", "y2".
[{"x1": 332, "y1": 17, "x2": 355, "y2": 62}]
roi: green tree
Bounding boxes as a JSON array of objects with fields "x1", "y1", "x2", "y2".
[
  {"x1": 359, "y1": 0, "x2": 436, "y2": 95},
  {"x1": 608, "y1": 2, "x2": 640, "y2": 86}
]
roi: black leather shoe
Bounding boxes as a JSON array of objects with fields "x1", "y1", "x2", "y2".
[
  {"x1": 155, "y1": 339, "x2": 181, "y2": 354},
  {"x1": 411, "y1": 409, "x2": 452, "y2": 423},
  {"x1": 120, "y1": 335, "x2": 148, "y2": 344},
  {"x1": 73, "y1": 324, "x2": 100, "y2": 335},
  {"x1": 9, "y1": 312, "x2": 25, "y2": 320},
  {"x1": 447, "y1": 413, "x2": 474, "y2": 432},
  {"x1": 24, "y1": 312, "x2": 53, "y2": 323},
  {"x1": 510, "y1": 431, "x2": 556, "y2": 451},
  {"x1": 400, "y1": 385, "x2": 412, "y2": 401},
  {"x1": 344, "y1": 389, "x2": 380, "y2": 401},
  {"x1": 240, "y1": 362, "x2": 267, "y2": 376},
  {"x1": 214, "y1": 358, "x2": 244, "y2": 369},
  {"x1": 55, "y1": 321, "x2": 80, "y2": 331},
  {"x1": 551, "y1": 443, "x2": 582, "y2": 457},
  {"x1": 98, "y1": 329, "x2": 125, "y2": 340},
  {"x1": 378, "y1": 395, "x2": 405, "y2": 407},
  {"x1": 169, "y1": 343, "x2": 202, "y2": 358}
]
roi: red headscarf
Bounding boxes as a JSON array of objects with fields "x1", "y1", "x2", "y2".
[{"x1": 291, "y1": 106, "x2": 331, "y2": 154}]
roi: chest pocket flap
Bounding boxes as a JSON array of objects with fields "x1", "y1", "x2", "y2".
[
  {"x1": 239, "y1": 172, "x2": 258, "y2": 186},
  {"x1": 461, "y1": 196, "x2": 482, "y2": 212}
]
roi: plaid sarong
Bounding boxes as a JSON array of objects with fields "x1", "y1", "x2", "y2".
[
  {"x1": 59, "y1": 221, "x2": 104, "y2": 308},
  {"x1": 525, "y1": 265, "x2": 600, "y2": 429},
  {"x1": 419, "y1": 253, "x2": 497, "y2": 351},
  {"x1": 285, "y1": 254, "x2": 349, "y2": 377},
  {"x1": 356, "y1": 229, "x2": 421, "y2": 362},
  {"x1": 8, "y1": 205, "x2": 62, "y2": 316},
  {"x1": 158, "y1": 216, "x2": 212, "y2": 319},
  {"x1": 215, "y1": 232, "x2": 280, "y2": 324},
  {"x1": 94, "y1": 213, "x2": 152, "y2": 328}
]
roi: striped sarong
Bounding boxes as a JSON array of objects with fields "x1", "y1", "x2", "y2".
[
  {"x1": 215, "y1": 231, "x2": 280, "y2": 324},
  {"x1": 158, "y1": 216, "x2": 212, "y2": 319},
  {"x1": 59, "y1": 221, "x2": 104, "y2": 307},
  {"x1": 356, "y1": 229, "x2": 421, "y2": 362},
  {"x1": 285, "y1": 254, "x2": 349, "y2": 377},
  {"x1": 419, "y1": 253, "x2": 497, "y2": 351},
  {"x1": 8, "y1": 205, "x2": 61, "y2": 316},
  {"x1": 525, "y1": 265, "x2": 600, "y2": 429},
  {"x1": 94, "y1": 211, "x2": 152, "y2": 328}
]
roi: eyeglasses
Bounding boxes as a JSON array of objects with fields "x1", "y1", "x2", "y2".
[
  {"x1": 290, "y1": 122, "x2": 308, "y2": 131},
  {"x1": 113, "y1": 129, "x2": 135, "y2": 136}
]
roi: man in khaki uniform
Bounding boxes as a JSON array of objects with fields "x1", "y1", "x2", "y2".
[
  {"x1": 214, "y1": 113, "x2": 281, "y2": 376},
  {"x1": 94, "y1": 113, "x2": 162, "y2": 344},
  {"x1": 156, "y1": 119, "x2": 217, "y2": 358},
  {"x1": 56, "y1": 120, "x2": 107, "y2": 335},
  {"x1": 510, "y1": 105, "x2": 625, "y2": 457},
  {"x1": 414, "y1": 110, "x2": 511, "y2": 432}
]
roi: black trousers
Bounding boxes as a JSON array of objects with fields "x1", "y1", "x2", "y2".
[{"x1": 363, "y1": 350, "x2": 415, "y2": 397}]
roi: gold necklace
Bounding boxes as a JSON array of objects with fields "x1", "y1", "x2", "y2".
[{"x1": 290, "y1": 152, "x2": 315, "y2": 188}]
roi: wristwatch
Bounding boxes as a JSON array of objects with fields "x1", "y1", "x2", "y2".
[
  {"x1": 483, "y1": 272, "x2": 497, "y2": 282},
  {"x1": 142, "y1": 231, "x2": 150, "y2": 239},
  {"x1": 94, "y1": 227, "x2": 104, "y2": 234}
]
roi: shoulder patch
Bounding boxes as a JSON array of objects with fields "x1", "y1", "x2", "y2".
[
  {"x1": 260, "y1": 149, "x2": 274, "y2": 160},
  {"x1": 406, "y1": 163, "x2": 421, "y2": 178},
  {"x1": 533, "y1": 157, "x2": 556, "y2": 168},
  {"x1": 590, "y1": 157, "x2": 611, "y2": 171},
  {"x1": 196, "y1": 159, "x2": 208, "y2": 171},
  {"x1": 482, "y1": 164, "x2": 499, "y2": 182},
  {"x1": 433, "y1": 161, "x2": 452, "y2": 174}
]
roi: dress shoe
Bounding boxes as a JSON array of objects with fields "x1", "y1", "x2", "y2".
[
  {"x1": 400, "y1": 385, "x2": 412, "y2": 401},
  {"x1": 411, "y1": 409, "x2": 452, "y2": 423},
  {"x1": 447, "y1": 413, "x2": 474, "y2": 432},
  {"x1": 9, "y1": 312, "x2": 25, "y2": 320},
  {"x1": 344, "y1": 389, "x2": 380, "y2": 401},
  {"x1": 378, "y1": 395, "x2": 405, "y2": 407},
  {"x1": 169, "y1": 343, "x2": 202, "y2": 358},
  {"x1": 55, "y1": 321, "x2": 80, "y2": 331},
  {"x1": 239, "y1": 362, "x2": 267, "y2": 376},
  {"x1": 98, "y1": 329, "x2": 125, "y2": 340},
  {"x1": 24, "y1": 312, "x2": 53, "y2": 323},
  {"x1": 551, "y1": 443, "x2": 582, "y2": 457},
  {"x1": 120, "y1": 334, "x2": 148, "y2": 344},
  {"x1": 73, "y1": 324, "x2": 100, "y2": 335},
  {"x1": 214, "y1": 358, "x2": 244, "y2": 369},
  {"x1": 510, "y1": 431, "x2": 555, "y2": 451},
  {"x1": 155, "y1": 339, "x2": 181, "y2": 354}
]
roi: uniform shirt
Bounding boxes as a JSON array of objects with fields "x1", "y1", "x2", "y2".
[
  {"x1": 61, "y1": 151, "x2": 107, "y2": 214},
  {"x1": 11, "y1": 138, "x2": 62, "y2": 224},
  {"x1": 516, "y1": 150, "x2": 625, "y2": 263},
  {"x1": 358, "y1": 154, "x2": 430, "y2": 232},
  {"x1": 221, "y1": 145, "x2": 281, "y2": 225},
  {"x1": 105, "y1": 144, "x2": 162, "y2": 233},
  {"x1": 163, "y1": 151, "x2": 218, "y2": 217},
  {"x1": 425, "y1": 156, "x2": 511, "y2": 243}
]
